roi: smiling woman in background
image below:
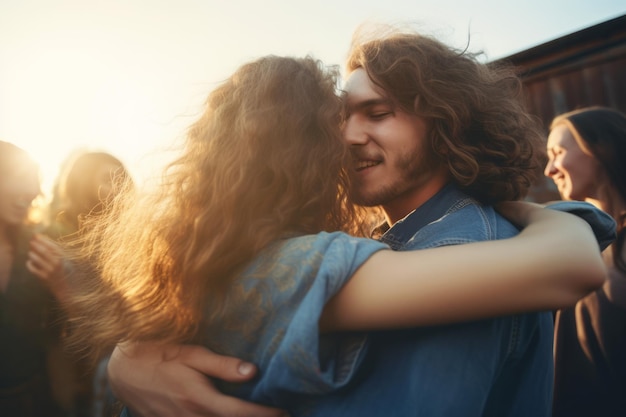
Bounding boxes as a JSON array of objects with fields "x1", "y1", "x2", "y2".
[{"x1": 545, "y1": 106, "x2": 626, "y2": 417}]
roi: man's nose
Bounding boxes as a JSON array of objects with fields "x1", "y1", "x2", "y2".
[{"x1": 342, "y1": 116, "x2": 368, "y2": 145}]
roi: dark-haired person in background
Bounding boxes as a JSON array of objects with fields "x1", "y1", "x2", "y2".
[{"x1": 545, "y1": 106, "x2": 626, "y2": 417}]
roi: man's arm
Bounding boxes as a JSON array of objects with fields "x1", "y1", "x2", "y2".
[{"x1": 108, "y1": 342, "x2": 288, "y2": 417}]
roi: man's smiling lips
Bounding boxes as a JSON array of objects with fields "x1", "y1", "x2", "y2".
[{"x1": 353, "y1": 159, "x2": 382, "y2": 172}]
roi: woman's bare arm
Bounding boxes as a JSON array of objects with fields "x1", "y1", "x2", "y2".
[{"x1": 320, "y1": 202, "x2": 606, "y2": 332}]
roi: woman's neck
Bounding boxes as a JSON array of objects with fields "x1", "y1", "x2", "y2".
[
  {"x1": 585, "y1": 195, "x2": 626, "y2": 222},
  {"x1": 584, "y1": 197, "x2": 605, "y2": 211}
]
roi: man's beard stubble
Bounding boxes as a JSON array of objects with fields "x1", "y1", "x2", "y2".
[{"x1": 348, "y1": 144, "x2": 442, "y2": 208}]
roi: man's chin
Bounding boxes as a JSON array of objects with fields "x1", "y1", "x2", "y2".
[{"x1": 349, "y1": 191, "x2": 383, "y2": 207}]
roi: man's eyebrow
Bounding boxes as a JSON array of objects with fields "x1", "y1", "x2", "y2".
[{"x1": 340, "y1": 94, "x2": 392, "y2": 112}]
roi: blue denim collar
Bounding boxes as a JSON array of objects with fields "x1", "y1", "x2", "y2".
[{"x1": 376, "y1": 183, "x2": 474, "y2": 245}]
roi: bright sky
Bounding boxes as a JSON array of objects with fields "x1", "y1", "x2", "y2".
[{"x1": 1, "y1": 0, "x2": 625, "y2": 197}]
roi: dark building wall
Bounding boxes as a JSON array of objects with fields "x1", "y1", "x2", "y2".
[{"x1": 494, "y1": 14, "x2": 626, "y2": 202}]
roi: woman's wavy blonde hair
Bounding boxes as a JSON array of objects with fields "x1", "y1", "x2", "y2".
[
  {"x1": 69, "y1": 56, "x2": 365, "y2": 358},
  {"x1": 346, "y1": 27, "x2": 546, "y2": 204}
]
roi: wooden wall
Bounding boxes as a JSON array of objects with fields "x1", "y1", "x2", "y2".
[{"x1": 493, "y1": 14, "x2": 626, "y2": 202}]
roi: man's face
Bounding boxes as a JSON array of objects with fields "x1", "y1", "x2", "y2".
[
  {"x1": 342, "y1": 68, "x2": 442, "y2": 213},
  {"x1": 544, "y1": 124, "x2": 601, "y2": 201}
]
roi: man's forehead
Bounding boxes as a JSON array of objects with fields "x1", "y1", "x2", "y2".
[
  {"x1": 341, "y1": 69, "x2": 389, "y2": 107},
  {"x1": 343, "y1": 69, "x2": 375, "y2": 96}
]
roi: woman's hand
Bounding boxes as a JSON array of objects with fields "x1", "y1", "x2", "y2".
[{"x1": 27, "y1": 234, "x2": 70, "y2": 301}]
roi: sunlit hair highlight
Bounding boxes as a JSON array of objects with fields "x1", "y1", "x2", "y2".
[
  {"x1": 49, "y1": 151, "x2": 132, "y2": 234},
  {"x1": 0, "y1": 140, "x2": 42, "y2": 228},
  {"x1": 68, "y1": 56, "x2": 363, "y2": 356},
  {"x1": 346, "y1": 25, "x2": 545, "y2": 204}
]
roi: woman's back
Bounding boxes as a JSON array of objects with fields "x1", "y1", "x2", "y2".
[{"x1": 206, "y1": 232, "x2": 385, "y2": 411}]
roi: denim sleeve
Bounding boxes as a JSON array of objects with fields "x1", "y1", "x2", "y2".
[
  {"x1": 247, "y1": 234, "x2": 388, "y2": 406},
  {"x1": 546, "y1": 201, "x2": 616, "y2": 250}
]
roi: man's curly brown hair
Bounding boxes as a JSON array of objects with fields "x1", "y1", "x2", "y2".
[{"x1": 346, "y1": 28, "x2": 546, "y2": 204}]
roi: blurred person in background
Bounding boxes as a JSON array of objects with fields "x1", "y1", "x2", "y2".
[
  {"x1": 47, "y1": 151, "x2": 133, "y2": 239},
  {"x1": 27, "y1": 150, "x2": 134, "y2": 417},
  {"x1": 0, "y1": 140, "x2": 65, "y2": 417},
  {"x1": 545, "y1": 106, "x2": 626, "y2": 417}
]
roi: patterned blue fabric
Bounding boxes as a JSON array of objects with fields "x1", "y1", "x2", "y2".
[{"x1": 201, "y1": 232, "x2": 387, "y2": 409}]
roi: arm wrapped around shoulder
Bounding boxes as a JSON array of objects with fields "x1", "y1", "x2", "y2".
[
  {"x1": 322, "y1": 202, "x2": 608, "y2": 332},
  {"x1": 544, "y1": 200, "x2": 616, "y2": 251}
]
